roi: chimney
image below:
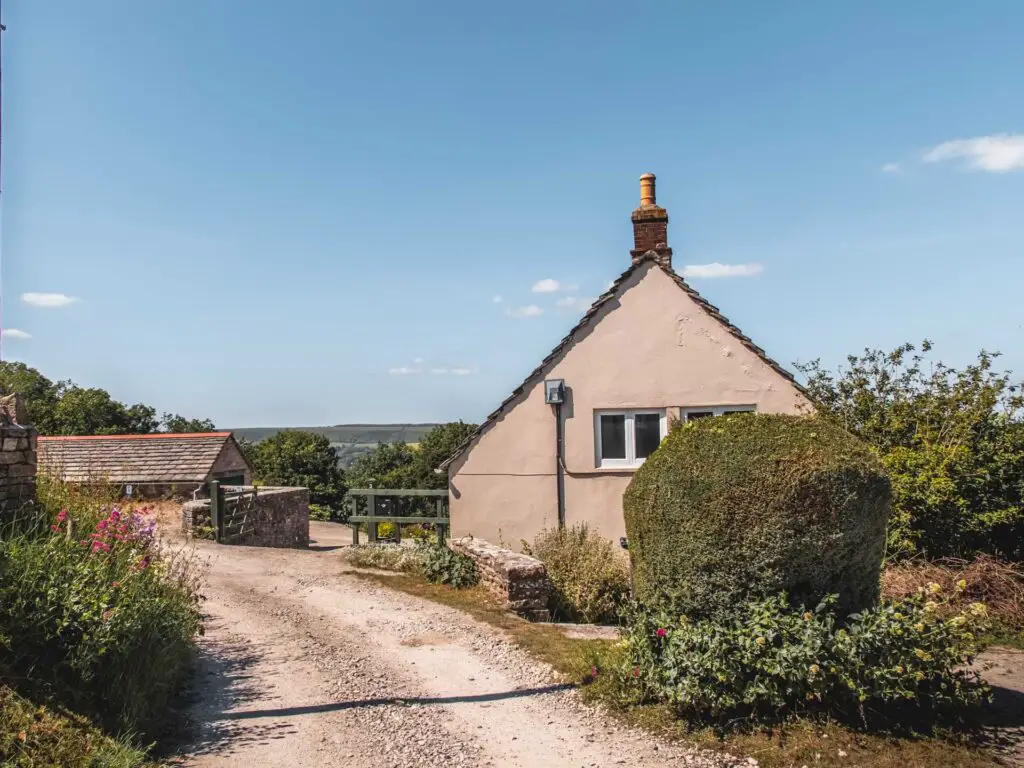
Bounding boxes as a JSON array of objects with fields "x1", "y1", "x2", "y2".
[{"x1": 630, "y1": 173, "x2": 672, "y2": 269}]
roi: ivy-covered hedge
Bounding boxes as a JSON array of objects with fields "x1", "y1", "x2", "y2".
[{"x1": 623, "y1": 414, "x2": 892, "y2": 620}]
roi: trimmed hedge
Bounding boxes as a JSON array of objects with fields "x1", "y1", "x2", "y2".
[{"x1": 623, "y1": 414, "x2": 891, "y2": 620}]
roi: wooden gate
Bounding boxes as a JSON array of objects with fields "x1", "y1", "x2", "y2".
[
  {"x1": 209, "y1": 480, "x2": 258, "y2": 543},
  {"x1": 345, "y1": 488, "x2": 450, "y2": 545}
]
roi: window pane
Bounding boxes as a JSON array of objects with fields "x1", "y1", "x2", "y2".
[
  {"x1": 686, "y1": 411, "x2": 714, "y2": 421},
  {"x1": 635, "y1": 413, "x2": 662, "y2": 459},
  {"x1": 599, "y1": 414, "x2": 626, "y2": 459}
]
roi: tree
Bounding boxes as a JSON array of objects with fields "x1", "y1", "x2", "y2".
[
  {"x1": 161, "y1": 413, "x2": 217, "y2": 433},
  {"x1": 0, "y1": 361, "x2": 213, "y2": 437},
  {"x1": 245, "y1": 430, "x2": 347, "y2": 510},
  {"x1": 796, "y1": 341, "x2": 1024, "y2": 561},
  {"x1": 346, "y1": 421, "x2": 478, "y2": 490},
  {"x1": 0, "y1": 362, "x2": 63, "y2": 433}
]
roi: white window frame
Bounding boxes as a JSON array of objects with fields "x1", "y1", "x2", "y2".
[
  {"x1": 594, "y1": 409, "x2": 667, "y2": 469},
  {"x1": 680, "y1": 405, "x2": 757, "y2": 422}
]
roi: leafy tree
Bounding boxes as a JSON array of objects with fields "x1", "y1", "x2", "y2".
[
  {"x1": 796, "y1": 341, "x2": 1024, "y2": 561},
  {"x1": 0, "y1": 362, "x2": 63, "y2": 433},
  {"x1": 346, "y1": 421, "x2": 478, "y2": 490},
  {"x1": 0, "y1": 361, "x2": 213, "y2": 437},
  {"x1": 245, "y1": 430, "x2": 347, "y2": 509},
  {"x1": 161, "y1": 413, "x2": 217, "y2": 433}
]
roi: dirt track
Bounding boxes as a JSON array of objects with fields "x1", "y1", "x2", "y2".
[{"x1": 177, "y1": 522, "x2": 740, "y2": 768}]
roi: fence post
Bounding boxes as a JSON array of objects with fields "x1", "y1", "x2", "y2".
[
  {"x1": 209, "y1": 480, "x2": 221, "y2": 542},
  {"x1": 435, "y1": 496, "x2": 447, "y2": 544}
]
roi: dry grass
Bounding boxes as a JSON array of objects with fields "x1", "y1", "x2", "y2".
[
  {"x1": 883, "y1": 556, "x2": 1024, "y2": 644},
  {"x1": 347, "y1": 568, "x2": 1001, "y2": 768}
]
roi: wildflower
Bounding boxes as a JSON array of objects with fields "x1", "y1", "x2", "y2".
[
  {"x1": 913, "y1": 623, "x2": 925, "y2": 632},
  {"x1": 914, "y1": 648, "x2": 931, "y2": 661},
  {"x1": 928, "y1": 582, "x2": 942, "y2": 595},
  {"x1": 924, "y1": 601, "x2": 937, "y2": 614},
  {"x1": 17, "y1": 731, "x2": 26, "y2": 742},
  {"x1": 956, "y1": 579, "x2": 967, "y2": 591},
  {"x1": 968, "y1": 602, "x2": 987, "y2": 616},
  {"x1": 56, "y1": 509, "x2": 68, "y2": 523},
  {"x1": 632, "y1": 666, "x2": 640, "y2": 678},
  {"x1": 50, "y1": 525, "x2": 60, "y2": 532},
  {"x1": 102, "y1": 610, "x2": 113, "y2": 621},
  {"x1": 802, "y1": 612, "x2": 813, "y2": 621},
  {"x1": 135, "y1": 555, "x2": 151, "y2": 571},
  {"x1": 892, "y1": 612, "x2": 904, "y2": 620},
  {"x1": 589, "y1": 666, "x2": 598, "y2": 678},
  {"x1": 655, "y1": 628, "x2": 667, "y2": 638},
  {"x1": 915, "y1": 672, "x2": 925, "y2": 681},
  {"x1": 895, "y1": 665, "x2": 905, "y2": 674},
  {"x1": 809, "y1": 664, "x2": 820, "y2": 675},
  {"x1": 112, "y1": 581, "x2": 121, "y2": 588},
  {"x1": 756, "y1": 637, "x2": 766, "y2": 646}
]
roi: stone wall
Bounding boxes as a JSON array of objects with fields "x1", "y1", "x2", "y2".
[
  {"x1": 181, "y1": 486, "x2": 309, "y2": 549},
  {"x1": 0, "y1": 395, "x2": 37, "y2": 518},
  {"x1": 450, "y1": 536, "x2": 551, "y2": 621}
]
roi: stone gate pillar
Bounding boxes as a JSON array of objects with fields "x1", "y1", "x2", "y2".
[{"x1": 0, "y1": 394, "x2": 38, "y2": 517}]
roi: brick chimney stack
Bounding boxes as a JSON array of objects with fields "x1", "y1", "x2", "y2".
[{"x1": 630, "y1": 173, "x2": 672, "y2": 269}]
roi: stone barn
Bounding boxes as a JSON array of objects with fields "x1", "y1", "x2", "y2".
[{"x1": 38, "y1": 431, "x2": 251, "y2": 498}]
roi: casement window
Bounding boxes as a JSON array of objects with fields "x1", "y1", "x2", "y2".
[
  {"x1": 594, "y1": 409, "x2": 667, "y2": 468},
  {"x1": 681, "y1": 405, "x2": 756, "y2": 422}
]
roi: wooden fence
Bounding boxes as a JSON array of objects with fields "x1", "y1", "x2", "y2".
[
  {"x1": 209, "y1": 480, "x2": 258, "y2": 543},
  {"x1": 345, "y1": 488, "x2": 449, "y2": 545}
]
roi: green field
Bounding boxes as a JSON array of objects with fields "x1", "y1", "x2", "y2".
[{"x1": 228, "y1": 424, "x2": 441, "y2": 468}]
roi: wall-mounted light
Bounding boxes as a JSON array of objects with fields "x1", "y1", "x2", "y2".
[{"x1": 544, "y1": 379, "x2": 565, "y2": 405}]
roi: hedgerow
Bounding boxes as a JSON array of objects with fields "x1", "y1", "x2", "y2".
[{"x1": 623, "y1": 413, "x2": 891, "y2": 620}]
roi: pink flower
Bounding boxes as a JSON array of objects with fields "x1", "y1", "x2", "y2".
[
  {"x1": 632, "y1": 666, "x2": 641, "y2": 678},
  {"x1": 112, "y1": 581, "x2": 121, "y2": 588},
  {"x1": 102, "y1": 610, "x2": 113, "y2": 621},
  {"x1": 50, "y1": 525, "x2": 60, "y2": 532},
  {"x1": 655, "y1": 628, "x2": 667, "y2": 638},
  {"x1": 56, "y1": 510, "x2": 68, "y2": 523},
  {"x1": 590, "y1": 666, "x2": 598, "y2": 678}
]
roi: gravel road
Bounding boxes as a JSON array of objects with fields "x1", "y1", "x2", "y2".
[{"x1": 177, "y1": 522, "x2": 744, "y2": 768}]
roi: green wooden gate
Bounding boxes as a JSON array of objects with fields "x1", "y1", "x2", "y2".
[{"x1": 345, "y1": 488, "x2": 450, "y2": 545}]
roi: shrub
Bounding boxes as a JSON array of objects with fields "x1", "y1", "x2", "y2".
[
  {"x1": 621, "y1": 590, "x2": 990, "y2": 724},
  {"x1": 883, "y1": 555, "x2": 1024, "y2": 632},
  {"x1": 345, "y1": 543, "x2": 426, "y2": 575},
  {"x1": 0, "y1": 503, "x2": 201, "y2": 738},
  {"x1": 376, "y1": 520, "x2": 397, "y2": 540},
  {"x1": 623, "y1": 413, "x2": 891, "y2": 620},
  {"x1": 308, "y1": 503, "x2": 331, "y2": 521},
  {"x1": 526, "y1": 524, "x2": 630, "y2": 624},
  {"x1": 421, "y1": 545, "x2": 478, "y2": 588}
]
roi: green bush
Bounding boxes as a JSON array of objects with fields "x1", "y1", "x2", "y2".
[
  {"x1": 421, "y1": 545, "x2": 478, "y2": 588},
  {"x1": 621, "y1": 590, "x2": 990, "y2": 724},
  {"x1": 376, "y1": 520, "x2": 397, "y2": 540},
  {"x1": 0, "y1": 502, "x2": 201, "y2": 738},
  {"x1": 624, "y1": 413, "x2": 891, "y2": 620},
  {"x1": 308, "y1": 503, "x2": 332, "y2": 521},
  {"x1": 525, "y1": 524, "x2": 630, "y2": 624}
]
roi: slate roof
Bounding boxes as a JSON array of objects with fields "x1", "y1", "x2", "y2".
[
  {"x1": 438, "y1": 252, "x2": 807, "y2": 472},
  {"x1": 38, "y1": 432, "x2": 241, "y2": 483}
]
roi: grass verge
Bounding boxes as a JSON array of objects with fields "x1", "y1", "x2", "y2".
[
  {"x1": 0, "y1": 685, "x2": 152, "y2": 768},
  {"x1": 348, "y1": 568, "x2": 1002, "y2": 768}
]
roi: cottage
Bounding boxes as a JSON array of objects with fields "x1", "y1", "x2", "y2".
[
  {"x1": 38, "y1": 431, "x2": 251, "y2": 498},
  {"x1": 441, "y1": 174, "x2": 810, "y2": 545}
]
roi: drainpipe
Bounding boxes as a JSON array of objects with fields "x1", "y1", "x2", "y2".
[{"x1": 555, "y1": 402, "x2": 565, "y2": 528}]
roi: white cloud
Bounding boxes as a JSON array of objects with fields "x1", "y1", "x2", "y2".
[
  {"x1": 430, "y1": 367, "x2": 448, "y2": 375},
  {"x1": 681, "y1": 262, "x2": 764, "y2": 279},
  {"x1": 923, "y1": 134, "x2": 1024, "y2": 173},
  {"x1": 881, "y1": 162, "x2": 902, "y2": 174},
  {"x1": 3, "y1": 328, "x2": 31, "y2": 339},
  {"x1": 509, "y1": 304, "x2": 544, "y2": 319},
  {"x1": 555, "y1": 296, "x2": 594, "y2": 311},
  {"x1": 388, "y1": 366, "x2": 422, "y2": 376},
  {"x1": 532, "y1": 279, "x2": 560, "y2": 293},
  {"x1": 450, "y1": 366, "x2": 477, "y2": 376},
  {"x1": 22, "y1": 292, "x2": 79, "y2": 308},
  {"x1": 492, "y1": 295, "x2": 503, "y2": 304}
]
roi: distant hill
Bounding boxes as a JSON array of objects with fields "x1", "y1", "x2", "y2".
[{"x1": 227, "y1": 424, "x2": 442, "y2": 468}]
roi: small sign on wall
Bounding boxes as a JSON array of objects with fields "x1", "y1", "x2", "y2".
[{"x1": 125, "y1": 484, "x2": 133, "y2": 497}]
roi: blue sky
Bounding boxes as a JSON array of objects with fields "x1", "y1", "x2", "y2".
[{"x1": 3, "y1": 1, "x2": 1023, "y2": 426}]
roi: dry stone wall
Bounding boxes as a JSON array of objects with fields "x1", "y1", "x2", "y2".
[
  {"x1": 450, "y1": 536, "x2": 551, "y2": 621},
  {"x1": 182, "y1": 486, "x2": 310, "y2": 549}
]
